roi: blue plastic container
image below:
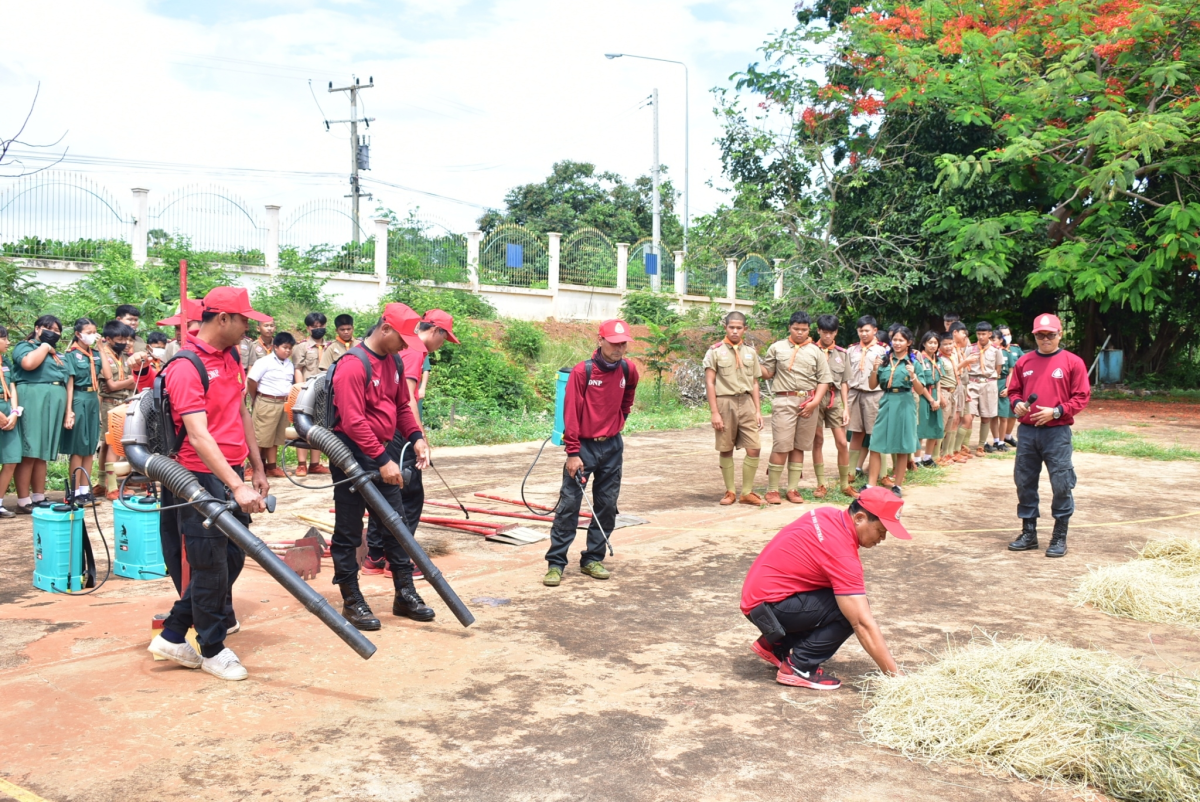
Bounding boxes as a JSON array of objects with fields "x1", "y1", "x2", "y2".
[
  {"x1": 552, "y1": 367, "x2": 571, "y2": 446},
  {"x1": 113, "y1": 496, "x2": 166, "y2": 580},
  {"x1": 1098, "y1": 349, "x2": 1124, "y2": 384},
  {"x1": 32, "y1": 504, "x2": 86, "y2": 593}
]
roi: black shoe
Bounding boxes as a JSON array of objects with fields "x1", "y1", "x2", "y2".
[
  {"x1": 393, "y1": 585, "x2": 435, "y2": 622},
  {"x1": 983, "y1": 443, "x2": 996, "y2": 454},
  {"x1": 341, "y1": 595, "x2": 381, "y2": 631},
  {"x1": 1046, "y1": 518, "x2": 1068, "y2": 558},
  {"x1": 1004, "y1": 436, "x2": 1018, "y2": 448},
  {"x1": 995, "y1": 442, "x2": 1009, "y2": 452},
  {"x1": 1008, "y1": 519, "x2": 1039, "y2": 551},
  {"x1": 890, "y1": 485, "x2": 902, "y2": 498}
]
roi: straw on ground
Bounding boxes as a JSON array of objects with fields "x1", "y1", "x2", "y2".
[
  {"x1": 861, "y1": 636, "x2": 1200, "y2": 802},
  {"x1": 1072, "y1": 538, "x2": 1200, "y2": 627}
]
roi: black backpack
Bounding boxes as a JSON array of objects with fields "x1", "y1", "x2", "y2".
[
  {"x1": 322, "y1": 345, "x2": 406, "y2": 429},
  {"x1": 153, "y1": 349, "x2": 209, "y2": 457},
  {"x1": 583, "y1": 358, "x2": 629, "y2": 394}
]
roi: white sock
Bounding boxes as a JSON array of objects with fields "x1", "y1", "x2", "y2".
[
  {"x1": 75, "y1": 487, "x2": 88, "y2": 496},
  {"x1": 31, "y1": 493, "x2": 45, "y2": 503},
  {"x1": 17, "y1": 496, "x2": 31, "y2": 505}
]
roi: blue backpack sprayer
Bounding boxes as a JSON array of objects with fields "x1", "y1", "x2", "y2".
[{"x1": 31, "y1": 467, "x2": 112, "y2": 594}]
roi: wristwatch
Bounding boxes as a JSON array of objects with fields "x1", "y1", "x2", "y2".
[{"x1": 1053, "y1": 405, "x2": 1063, "y2": 420}]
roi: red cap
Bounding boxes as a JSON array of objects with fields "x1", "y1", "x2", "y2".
[
  {"x1": 156, "y1": 298, "x2": 205, "y2": 327},
  {"x1": 422, "y1": 309, "x2": 459, "y2": 344},
  {"x1": 1032, "y1": 313, "x2": 1062, "y2": 333},
  {"x1": 598, "y1": 319, "x2": 633, "y2": 343},
  {"x1": 382, "y1": 302, "x2": 425, "y2": 351},
  {"x1": 855, "y1": 487, "x2": 911, "y2": 540},
  {"x1": 201, "y1": 287, "x2": 271, "y2": 323}
]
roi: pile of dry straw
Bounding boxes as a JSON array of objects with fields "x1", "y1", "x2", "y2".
[
  {"x1": 1073, "y1": 538, "x2": 1200, "y2": 627},
  {"x1": 862, "y1": 636, "x2": 1200, "y2": 801}
]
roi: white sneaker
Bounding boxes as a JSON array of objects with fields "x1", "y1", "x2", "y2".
[
  {"x1": 148, "y1": 634, "x2": 201, "y2": 668},
  {"x1": 201, "y1": 648, "x2": 248, "y2": 681},
  {"x1": 226, "y1": 620, "x2": 240, "y2": 635}
]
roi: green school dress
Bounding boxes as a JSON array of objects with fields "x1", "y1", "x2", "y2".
[
  {"x1": 0, "y1": 355, "x2": 22, "y2": 465},
  {"x1": 997, "y1": 345, "x2": 1023, "y2": 418},
  {"x1": 915, "y1": 356, "x2": 944, "y2": 440},
  {"x1": 871, "y1": 356, "x2": 920, "y2": 455},
  {"x1": 11, "y1": 340, "x2": 69, "y2": 461},
  {"x1": 61, "y1": 346, "x2": 102, "y2": 457}
]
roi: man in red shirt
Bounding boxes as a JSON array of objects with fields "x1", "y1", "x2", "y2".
[
  {"x1": 543, "y1": 319, "x2": 639, "y2": 587},
  {"x1": 147, "y1": 287, "x2": 271, "y2": 682},
  {"x1": 329, "y1": 303, "x2": 433, "y2": 629},
  {"x1": 740, "y1": 487, "x2": 908, "y2": 689},
  {"x1": 1005, "y1": 313, "x2": 1091, "y2": 557}
]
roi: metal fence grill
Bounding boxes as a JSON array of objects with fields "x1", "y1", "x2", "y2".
[
  {"x1": 389, "y1": 214, "x2": 468, "y2": 284},
  {"x1": 280, "y1": 200, "x2": 373, "y2": 274},
  {"x1": 737, "y1": 254, "x2": 774, "y2": 300},
  {"x1": 479, "y1": 224, "x2": 548, "y2": 288},
  {"x1": 685, "y1": 263, "x2": 728, "y2": 298},
  {"x1": 626, "y1": 238, "x2": 657, "y2": 290},
  {"x1": 0, "y1": 171, "x2": 131, "y2": 261},
  {"x1": 560, "y1": 228, "x2": 617, "y2": 288},
  {"x1": 147, "y1": 185, "x2": 266, "y2": 264}
]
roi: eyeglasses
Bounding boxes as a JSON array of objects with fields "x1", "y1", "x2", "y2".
[{"x1": 1034, "y1": 332, "x2": 1059, "y2": 340}]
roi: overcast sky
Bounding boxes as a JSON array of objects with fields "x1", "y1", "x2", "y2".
[{"x1": 1, "y1": 0, "x2": 797, "y2": 238}]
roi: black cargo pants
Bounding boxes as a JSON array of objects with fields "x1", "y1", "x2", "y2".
[
  {"x1": 765, "y1": 588, "x2": 856, "y2": 672},
  {"x1": 1014, "y1": 423, "x2": 1076, "y2": 521},
  {"x1": 330, "y1": 433, "x2": 414, "y2": 588},
  {"x1": 545, "y1": 435, "x2": 623, "y2": 568},
  {"x1": 365, "y1": 437, "x2": 423, "y2": 565}
]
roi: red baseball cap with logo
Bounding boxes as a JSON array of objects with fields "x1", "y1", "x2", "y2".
[
  {"x1": 201, "y1": 287, "x2": 272, "y2": 323},
  {"x1": 855, "y1": 486, "x2": 911, "y2": 540},
  {"x1": 157, "y1": 298, "x2": 206, "y2": 327},
  {"x1": 599, "y1": 319, "x2": 633, "y2": 343},
  {"x1": 382, "y1": 302, "x2": 425, "y2": 350},
  {"x1": 1032, "y1": 313, "x2": 1063, "y2": 333},
  {"x1": 422, "y1": 309, "x2": 460, "y2": 344}
]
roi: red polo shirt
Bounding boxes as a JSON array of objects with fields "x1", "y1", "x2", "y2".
[
  {"x1": 398, "y1": 342, "x2": 427, "y2": 388},
  {"x1": 164, "y1": 334, "x2": 249, "y2": 473},
  {"x1": 740, "y1": 507, "x2": 866, "y2": 614}
]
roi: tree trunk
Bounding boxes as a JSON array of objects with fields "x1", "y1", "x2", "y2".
[{"x1": 1079, "y1": 299, "x2": 1101, "y2": 368}]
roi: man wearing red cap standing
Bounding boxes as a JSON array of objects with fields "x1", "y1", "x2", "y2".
[
  {"x1": 329, "y1": 303, "x2": 434, "y2": 628},
  {"x1": 1005, "y1": 314, "x2": 1091, "y2": 558},
  {"x1": 740, "y1": 487, "x2": 908, "y2": 689},
  {"x1": 147, "y1": 287, "x2": 271, "y2": 682},
  {"x1": 543, "y1": 319, "x2": 639, "y2": 587}
]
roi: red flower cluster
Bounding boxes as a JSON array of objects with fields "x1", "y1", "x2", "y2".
[
  {"x1": 802, "y1": 107, "x2": 818, "y2": 131},
  {"x1": 1087, "y1": 0, "x2": 1141, "y2": 34},
  {"x1": 1094, "y1": 37, "x2": 1137, "y2": 58},
  {"x1": 853, "y1": 95, "x2": 886, "y2": 115},
  {"x1": 869, "y1": 4, "x2": 928, "y2": 40}
]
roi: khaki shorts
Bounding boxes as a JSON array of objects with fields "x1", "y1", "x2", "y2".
[
  {"x1": 770, "y1": 394, "x2": 821, "y2": 453},
  {"x1": 967, "y1": 380, "x2": 999, "y2": 418},
  {"x1": 99, "y1": 396, "x2": 130, "y2": 436},
  {"x1": 821, "y1": 396, "x2": 847, "y2": 429},
  {"x1": 253, "y1": 396, "x2": 289, "y2": 448},
  {"x1": 847, "y1": 388, "x2": 882, "y2": 434},
  {"x1": 715, "y1": 394, "x2": 761, "y2": 452},
  {"x1": 939, "y1": 384, "x2": 960, "y2": 424}
]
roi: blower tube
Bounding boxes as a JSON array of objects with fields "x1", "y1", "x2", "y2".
[
  {"x1": 293, "y1": 412, "x2": 475, "y2": 629},
  {"x1": 124, "y1": 442, "x2": 378, "y2": 660}
]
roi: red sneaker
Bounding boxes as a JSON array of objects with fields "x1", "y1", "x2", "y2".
[
  {"x1": 361, "y1": 556, "x2": 391, "y2": 576},
  {"x1": 308, "y1": 464, "x2": 331, "y2": 475},
  {"x1": 776, "y1": 660, "x2": 841, "y2": 690},
  {"x1": 751, "y1": 637, "x2": 782, "y2": 668}
]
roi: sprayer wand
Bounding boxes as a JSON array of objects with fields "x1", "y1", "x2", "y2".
[{"x1": 573, "y1": 471, "x2": 613, "y2": 557}]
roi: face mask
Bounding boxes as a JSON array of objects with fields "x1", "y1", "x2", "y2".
[
  {"x1": 151, "y1": 348, "x2": 167, "y2": 360},
  {"x1": 311, "y1": 328, "x2": 327, "y2": 340},
  {"x1": 81, "y1": 333, "x2": 99, "y2": 346},
  {"x1": 39, "y1": 330, "x2": 61, "y2": 347},
  {"x1": 1003, "y1": 333, "x2": 1012, "y2": 344},
  {"x1": 110, "y1": 342, "x2": 128, "y2": 355}
]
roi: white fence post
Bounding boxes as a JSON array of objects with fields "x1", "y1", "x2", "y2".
[
  {"x1": 467, "y1": 230, "x2": 482, "y2": 290},
  {"x1": 131, "y1": 188, "x2": 149, "y2": 265},
  {"x1": 726, "y1": 257, "x2": 737, "y2": 304},
  {"x1": 548, "y1": 232, "x2": 561, "y2": 291},
  {"x1": 374, "y1": 218, "x2": 389, "y2": 295},
  {"x1": 265, "y1": 205, "x2": 280, "y2": 271},
  {"x1": 616, "y1": 243, "x2": 629, "y2": 291},
  {"x1": 773, "y1": 258, "x2": 784, "y2": 300},
  {"x1": 674, "y1": 250, "x2": 686, "y2": 295}
]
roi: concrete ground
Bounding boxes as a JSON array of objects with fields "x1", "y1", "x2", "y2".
[{"x1": 2, "y1": 403, "x2": 1200, "y2": 802}]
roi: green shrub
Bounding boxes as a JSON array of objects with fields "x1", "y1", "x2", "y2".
[
  {"x1": 424, "y1": 320, "x2": 540, "y2": 419},
  {"x1": 502, "y1": 320, "x2": 546, "y2": 362},
  {"x1": 386, "y1": 283, "x2": 496, "y2": 320},
  {"x1": 620, "y1": 289, "x2": 679, "y2": 325}
]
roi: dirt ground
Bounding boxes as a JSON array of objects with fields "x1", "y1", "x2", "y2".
[{"x1": 2, "y1": 404, "x2": 1200, "y2": 802}]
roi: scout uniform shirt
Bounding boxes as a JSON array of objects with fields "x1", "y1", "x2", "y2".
[
  {"x1": 821, "y1": 343, "x2": 848, "y2": 391},
  {"x1": 937, "y1": 353, "x2": 958, "y2": 392},
  {"x1": 291, "y1": 338, "x2": 327, "y2": 381},
  {"x1": 703, "y1": 340, "x2": 760, "y2": 396},
  {"x1": 243, "y1": 337, "x2": 273, "y2": 371},
  {"x1": 845, "y1": 341, "x2": 888, "y2": 392},
  {"x1": 965, "y1": 342, "x2": 1002, "y2": 383},
  {"x1": 319, "y1": 336, "x2": 359, "y2": 371},
  {"x1": 762, "y1": 339, "x2": 832, "y2": 395},
  {"x1": 99, "y1": 346, "x2": 135, "y2": 403}
]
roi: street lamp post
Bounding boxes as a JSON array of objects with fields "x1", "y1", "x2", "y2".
[{"x1": 605, "y1": 53, "x2": 689, "y2": 262}]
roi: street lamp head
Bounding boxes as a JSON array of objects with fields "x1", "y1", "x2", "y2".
[{"x1": 604, "y1": 53, "x2": 623, "y2": 59}]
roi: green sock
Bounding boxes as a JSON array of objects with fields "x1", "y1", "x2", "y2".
[
  {"x1": 742, "y1": 457, "x2": 760, "y2": 496},
  {"x1": 767, "y1": 463, "x2": 784, "y2": 492},
  {"x1": 932, "y1": 440, "x2": 942, "y2": 460},
  {"x1": 838, "y1": 464, "x2": 850, "y2": 488},
  {"x1": 847, "y1": 449, "x2": 860, "y2": 472},
  {"x1": 978, "y1": 424, "x2": 988, "y2": 447},
  {"x1": 956, "y1": 429, "x2": 970, "y2": 452},
  {"x1": 104, "y1": 463, "x2": 117, "y2": 492},
  {"x1": 787, "y1": 463, "x2": 803, "y2": 491},
  {"x1": 814, "y1": 463, "x2": 826, "y2": 487},
  {"x1": 719, "y1": 457, "x2": 735, "y2": 493}
]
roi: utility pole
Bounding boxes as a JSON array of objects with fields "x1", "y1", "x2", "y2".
[
  {"x1": 650, "y1": 87, "x2": 661, "y2": 292},
  {"x1": 326, "y1": 77, "x2": 375, "y2": 244}
]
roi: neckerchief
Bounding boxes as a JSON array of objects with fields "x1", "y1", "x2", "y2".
[
  {"x1": 722, "y1": 338, "x2": 745, "y2": 369},
  {"x1": 259, "y1": 336, "x2": 272, "y2": 350},
  {"x1": 857, "y1": 341, "x2": 875, "y2": 373},
  {"x1": 337, "y1": 336, "x2": 354, "y2": 348},
  {"x1": 68, "y1": 341, "x2": 98, "y2": 391},
  {"x1": 786, "y1": 336, "x2": 810, "y2": 370},
  {"x1": 0, "y1": 358, "x2": 9, "y2": 402},
  {"x1": 101, "y1": 343, "x2": 125, "y2": 381},
  {"x1": 884, "y1": 354, "x2": 912, "y2": 390}
]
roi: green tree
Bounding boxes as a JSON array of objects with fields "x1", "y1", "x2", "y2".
[{"x1": 635, "y1": 321, "x2": 688, "y2": 401}]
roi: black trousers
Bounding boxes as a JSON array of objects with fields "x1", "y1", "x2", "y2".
[
  {"x1": 365, "y1": 439, "x2": 423, "y2": 563},
  {"x1": 330, "y1": 434, "x2": 413, "y2": 589},
  {"x1": 160, "y1": 470, "x2": 248, "y2": 658},
  {"x1": 768, "y1": 588, "x2": 855, "y2": 672},
  {"x1": 545, "y1": 436, "x2": 623, "y2": 568},
  {"x1": 1014, "y1": 423, "x2": 1076, "y2": 521}
]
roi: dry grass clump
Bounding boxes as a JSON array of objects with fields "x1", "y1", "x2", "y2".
[
  {"x1": 861, "y1": 636, "x2": 1200, "y2": 801},
  {"x1": 1072, "y1": 539, "x2": 1200, "y2": 627}
]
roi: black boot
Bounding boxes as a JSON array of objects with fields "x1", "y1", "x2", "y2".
[
  {"x1": 1008, "y1": 519, "x2": 1039, "y2": 551},
  {"x1": 1046, "y1": 518, "x2": 1068, "y2": 558},
  {"x1": 394, "y1": 583, "x2": 435, "y2": 622},
  {"x1": 341, "y1": 584, "x2": 381, "y2": 631}
]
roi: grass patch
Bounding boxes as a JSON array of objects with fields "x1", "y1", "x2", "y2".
[
  {"x1": 1073, "y1": 428, "x2": 1200, "y2": 461},
  {"x1": 1092, "y1": 389, "x2": 1200, "y2": 404},
  {"x1": 1073, "y1": 539, "x2": 1200, "y2": 627}
]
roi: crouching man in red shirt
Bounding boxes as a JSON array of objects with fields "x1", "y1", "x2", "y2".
[{"x1": 740, "y1": 487, "x2": 908, "y2": 689}]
